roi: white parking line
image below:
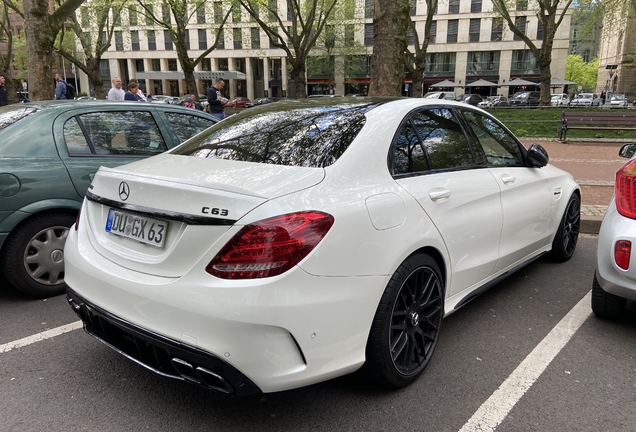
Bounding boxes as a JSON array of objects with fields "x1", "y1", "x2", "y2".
[
  {"x1": 0, "y1": 321, "x2": 83, "y2": 354},
  {"x1": 459, "y1": 291, "x2": 592, "y2": 432}
]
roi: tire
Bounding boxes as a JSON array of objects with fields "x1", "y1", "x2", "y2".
[
  {"x1": 548, "y1": 193, "x2": 580, "y2": 262},
  {"x1": 591, "y1": 272, "x2": 626, "y2": 320},
  {"x1": 363, "y1": 253, "x2": 444, "y2": 388},
  {"x1": 1, "y1": 212, "x2": 76, "y2": 298}
]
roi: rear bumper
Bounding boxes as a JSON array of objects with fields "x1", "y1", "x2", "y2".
[
  {"x1": 67, "y1": 288, "x2": 261, "y2": 396},
  {"x1": 596, "y1": 202, "x2": 636, "y2": 301}
]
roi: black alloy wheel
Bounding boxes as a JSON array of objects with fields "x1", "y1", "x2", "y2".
[
  {"x1": 549, "y1": 194, "x2": 580, "y2": 262},
  {"x1": 364, "y1": 254, "x2": 444, "y2": 388}
]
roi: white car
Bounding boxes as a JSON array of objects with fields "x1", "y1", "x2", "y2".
[
  {"x1": 550, "y1": 93, "x2": 570, "y2": 107},
  {"x1": 570, "y1": 93, "x2": 600, "y2": 107},
  {"x1": 65, "y1": 98, "x2": 580, "y2": 395},
  {"x1": 593, "y1": 143, "x2": 636, "y2": 319},
  {"x1": 423, "y1": 91, "x2": 456, "y2": 100},
  {"x1": 609, "y1": 94, "x2": 628, "y2": 108}
]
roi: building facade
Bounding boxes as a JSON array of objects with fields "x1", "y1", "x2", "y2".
[
  {"x1": 596, "y1": 12, "x2": 636, "y2": 98},
  {"x1": 86, "y1": 0, "x2": 572, "y2": 100}
]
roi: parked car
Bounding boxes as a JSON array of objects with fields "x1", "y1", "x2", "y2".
[
  {"x1": 478, "y1": 95, "x2": 509, "y2": 108},
  {"x1": 454, "y1": 93, "x2": 483, "y2": 106},
  {"x1": 0, "y1": 101, "x2": 218, "y2": 297},
  {"x1": 225, "y1": 97, "x2": 251, "y2": 108},
  {"x1": 150, "y1": 95, "x2": 179, "y2": 104},
  {"x1": 244, "y1": 97, "x2": 283, "y2": 108},
  {"x1": 508, "y1": 91, "x2": 540, "y2": 107},
  {"x1": 609, "y1": 94, "x2": 628, "y2": 108},
  {"x1": 65, "y1": 97, "x2": 580, "y2": 396},
  {"x1": 550, "y1": 93, "x2": 570, "y2": 107},
  {"x1": 424, "y1": 92, "x2": 456, "y2": 101},
  {"x1": 592, "y1": 142, "x2": 636, "y2": 319},
  {"x1": 570, "y1": 93, "x2": 601, "y2": 107}
]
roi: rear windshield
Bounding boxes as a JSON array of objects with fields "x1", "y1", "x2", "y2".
[
  {"x1": 172, "y1": 102, "x2": 374, "y2": 167},
  {"x1": 0, "y1": 106, "x2": 40, "y2": 131}
]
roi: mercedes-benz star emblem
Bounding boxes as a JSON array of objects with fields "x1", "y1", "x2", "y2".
[{"x1": 119, "y1": 181, "x2": 130, "y2": 201}]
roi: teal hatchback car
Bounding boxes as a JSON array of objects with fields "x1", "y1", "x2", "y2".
[{"x1": 0, "y1": 101, "x2": 218, "y2": 297}]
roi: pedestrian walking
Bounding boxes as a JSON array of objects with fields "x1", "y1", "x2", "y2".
[
  {"x1": 0, "y1": 75, "x2": 8, "y2": 107},
  {"x1": 54, "y1": 74, "x2": 67, "y2": 100},
  {"x1": 107, "y1": 77, "x2": 126, "y2": 101},
  {"x1": 124, "y1": 81, "x2": 144, "y2": 101},
  {"x1": 207, "y1": 78, "x2": 228, "y2": 120}
]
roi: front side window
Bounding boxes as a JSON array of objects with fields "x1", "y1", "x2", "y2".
[
  {"x1": 462, "y1": 111, "x2": 524, "y2": 166},
  {"x1": 164, "y1": 112, "x2": 216, "y2": 142},
  {"x1": 173, "y1": 103, "x2": 376, "y2": 168},
  {"x1": 73, "y1": 111, "x2": 168, "y2": 156}
]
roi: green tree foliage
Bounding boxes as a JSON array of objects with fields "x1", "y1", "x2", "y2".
[
  {"x1": 239, "y1": 0, "x2": 339, "y2": 98},
  {"x1": 565, "y1": 54, "x2": 598, "y2": 91},
  {"x1": 491, "y1": 0, "x2": 572, "y2": 106}
]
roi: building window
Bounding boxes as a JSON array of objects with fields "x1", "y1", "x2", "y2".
[
  {"x1": 345, "y1": 24, "x2": 355, "y2": 45},
  {"x1": 80, "y1": 7, "x2": 89, "y2": 27},
  {"x1": 198, "y1": 29, "x2": 207, "y2": 50},
  {"x1": 449, "y1": 0, "x2": 460, "y2": 14},
  {"x1": 135, "y1": 59, "x2": 144, "y2": 72},
  {"x1": 197, "y1": 6, "x2": 206, "y2": 24},
  {"x1": 268, "y1": 0, "x2": 277, "y2": 21},
  {"x1": 100, "y1": 59, "x2": 111, "y2": 83},
  {"x1": 467, "y1": 51, "x2": 500, "y2": 75},
  {"x1": 164, "y1": 30, "x2": 173, "y2": 50},
  {"x1": 168, "y1": 59, "x2": 178, "y2": 71},
  {"x1": 214, "y1": 2, "x2": 223, "y2": 24},
  {"x1": 131, "y1": 30, "x2": 140, "y2": 51},
  {"x1": 425, "y1": 52, "x2": 456, "y2": 75},
  {"x1": 185, "y1": 29, "x2": 190, "y2": 50},
  {"x1": 570, "y1": 44, "x2": 577, "y2": 54},
  {"x1": 162, "y1": 4, "x2": 169, "y2": 22},
  {"x1": 269, "y1": 26, "x2": 279, "y2": 46},
  {"x1": 491, "y1": 18, "x2": 502, "y2": 41},
  {"x1": 573, "y1": 29, "x2": 578, "y2": 39},
  {"x1": 511, "y1": 49, "x2": 537, "y2": 75},
  {"x1": 147, "y1": 30, "x2": 156, "y2": 51},
  {"x1": 217, "y1": 29, "x2": 225, "y2": 49},
  {"x1": 537, "y1": 20, "x2": 544, "y2": 40},
  {"x1": 232, "y1": 4, "x2": 241, "y2": 22},
  {"x1": 233, "y1": 28, "x2": 243, "y2": 49},
  {"x1": 251, "y1": 27, "x2": 260, "y2": 48},
  {"x1": 514, "y1": 16, "x2": 527, "y2": 41},
  {"x1": 516, "y1": 0, "x2": 528, "y2": 10},
  {"x1": 429, "y1": 21, "x2": 437, "y2": 44},
  {"x1": 447, "y1": 19, "x2": 458, "y2": 43},
  {"x1": 407, "y1": 27, "x2": 414, "y2": 45},
  {"x1": 151, "y1": 59, "x2": 161, "y2": 71},
  {"x1": 201, "y1": 58, "x2": 211, "y2": 71},
  {"x1": 470, "y1": 0, "x2": 482, "y2": 13},
  {"x1": 115, "y1": 31, "x2": 124, "y2": 51},
  {"x1": 145, "y1": 5, "x2": 154, "y2": 25},
  {"x1": 129, "y1": 7, "x2": 138, "y2": 26},
  {"x1": 364, "y1": 23, "x2": 374, "y2": 46},
  {"x1": 101, "y1": 31, "x2": 108, "y2": 49},
  {"x1": 583, "y1": 49, "x2": 590, "y2": 62},
  {"x1": 365, "y1": 0, "x2": 374, "y2": 18},
  {"x1": 469, "y1": 18, "x2": 480, "y2": 42},
  {"x1": 409, "y1": 0, "x2": 416, "y2": 15}
]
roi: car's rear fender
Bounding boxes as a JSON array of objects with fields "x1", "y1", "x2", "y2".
[{"x1": 0, "y1": 198, "x2": 81, "y2": 248}]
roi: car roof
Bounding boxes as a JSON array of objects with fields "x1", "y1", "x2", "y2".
[{"x1": 17, "y1": 100, "x2": 213, "y2": 114}]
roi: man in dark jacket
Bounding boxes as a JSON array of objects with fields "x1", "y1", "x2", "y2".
[
  {"x1": 0, "y1": 75, "x2": 8, "y2": 107},
  {"x1": 206, "y1": 78, "x2": 227, "y2": 120}
]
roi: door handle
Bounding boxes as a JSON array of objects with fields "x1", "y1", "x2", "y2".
[
  {"x1": 501, "y1": 175, "x2": 516, "y2": 185},
  {"x1": 429, "y1": 188, "x2": 451, "y2": 201}
]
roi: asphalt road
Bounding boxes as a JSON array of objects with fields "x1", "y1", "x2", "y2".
[{"x1": 1, "y1": 235, "x2": 635, "y2": 432}]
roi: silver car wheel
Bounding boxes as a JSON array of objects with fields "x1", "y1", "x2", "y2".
[{"x1": 23, "y1": 225, "x2": 69, "y2": 285}]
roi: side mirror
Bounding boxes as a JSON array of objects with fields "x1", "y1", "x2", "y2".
[
  {"x1": 527, "y1": 143, "x2": 549, "y2": 168},
  {"x1": 619, "y1": 143, "x2": 636, "y2": 159}
]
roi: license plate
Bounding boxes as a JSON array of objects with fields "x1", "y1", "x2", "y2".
[{"x1": 105, "y1": 208, "x2": 168, "y2": 248}]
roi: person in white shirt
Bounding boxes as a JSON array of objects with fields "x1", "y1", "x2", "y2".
[{"x1": 107, "y1": 77, "x2": 126, "y2": 101}]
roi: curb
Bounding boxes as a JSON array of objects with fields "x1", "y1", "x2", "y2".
[{"x1": 581, "y1": 215, "x2": 603, "y2": 235}]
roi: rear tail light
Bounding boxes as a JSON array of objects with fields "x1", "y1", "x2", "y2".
[
  {"x1": 615, "y1": 159, "x2": 636, "y2": 219},
  {"x1": 207, "y1": 211, "x2": 335, "y2": 279},
  {"x1": 614, "y1": 240, "x2": 632, "y2": 270}
]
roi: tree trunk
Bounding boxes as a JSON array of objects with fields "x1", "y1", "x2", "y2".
[
  {"x1": 412, "y1": 58, "x2": 427, "y2": 98},
  {"x1": 174, "y1": 37, "x2": 197, "y2": 96},
  {"x1": 292, "y1": 60, "x2": 307, "y2": 99},
  {"x1": 86, "y1": 58, "x2": 105, "y2": 99},
  {"x1": 537, "y1": 38, "x2": 554, "y2": 107},
  {"x1": 368, "y1": 0, "x2": 410, "y2": 96},
  {"x1": 23, "y1": 0, "x2": 56, "y2": 101}
]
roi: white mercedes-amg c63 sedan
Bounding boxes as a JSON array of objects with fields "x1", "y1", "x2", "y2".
[{"x1": 65, "y1": 98, "x2": 580, "y2": 396}]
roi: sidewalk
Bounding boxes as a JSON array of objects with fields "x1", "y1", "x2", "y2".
[{"x1": 521, "y1": 139, "x2": 624, "y2": 234}]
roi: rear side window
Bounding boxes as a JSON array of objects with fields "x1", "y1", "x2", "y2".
[
  {"x1": 0, "y1": 106, "x2": 39, "y2": 131},
  {"x1": 66, "y1": 111, "x2": 168, "y2": 156},
  {"x1": 164, "y1": 112, "x2": 215, "y2": 142},
  {"x1": 173, "y1": 103, "x2": 374, "y2": 167}
]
